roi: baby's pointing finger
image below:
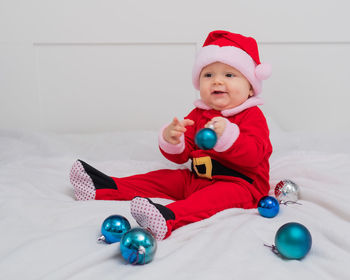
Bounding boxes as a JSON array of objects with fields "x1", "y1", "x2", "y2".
[
  {"x1": 181, "y1": 119, "x2": 195, "y2": 127},
  {"x1": 171, "y1": 117, "x2": 181, "y2": 126}
]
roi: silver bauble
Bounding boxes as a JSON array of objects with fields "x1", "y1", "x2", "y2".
[{"x1": 274, "y1": 180, "x2": 300, "y2": 203}]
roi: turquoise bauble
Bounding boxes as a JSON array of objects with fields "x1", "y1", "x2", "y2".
[
  {"x1": 258, "y1": 196, "x2": 280, "y2": 218},
  {"x1": 120, "y1": 227, "x2": 157, "y2": 265},
  {"x1": 99, "y1": 215, "x2": 131, "y2": 244},
  {"x1": 275, "y1": 222, "x2": 312, "y2": 259},
  {"x1": 195, "y1": 128, "x2": 217, "y2": 150}
]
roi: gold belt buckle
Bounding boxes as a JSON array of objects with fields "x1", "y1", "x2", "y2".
[{"x1": 193, "y1": 156, "x2": 213, "y2": 179}]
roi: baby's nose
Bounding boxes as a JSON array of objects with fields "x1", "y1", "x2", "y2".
[{"x1": 213, "y1": 77, "x2": 223, "y2": 85}]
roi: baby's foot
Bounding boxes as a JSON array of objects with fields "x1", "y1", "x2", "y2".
[
  {"x1": 70, "y1": 160, "x2": 95, "y2": 200},
  {"x1": 69, "y1": 160, "x2": 117, "y2": 200},
  {"x1": 130, "y1": 197, "x2": 175, "y2": 240}
]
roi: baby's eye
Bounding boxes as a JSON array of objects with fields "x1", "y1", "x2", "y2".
[
  {"x1": 203, "y1": 73, "x2": 212, "y2": 78},
  {"x1": 226, "y1": 73, "x2": 235, "y2": 77}
]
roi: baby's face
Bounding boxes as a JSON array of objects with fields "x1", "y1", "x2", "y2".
[{"x1": 199, "y1": 62, "x2": 253, "y2": 111}]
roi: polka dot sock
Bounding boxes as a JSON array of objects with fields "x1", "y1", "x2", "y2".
[
  {"x1": 69, "y1": 160, "x2": 118, "y2": 200},
  {"x1": 130, "y1": 197, "x2": 175, "y2": 240}
]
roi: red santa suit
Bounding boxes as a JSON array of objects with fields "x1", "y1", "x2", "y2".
[
  {"x1": 94, "y1": 96, "x2": 272, "y2": 238},
  {"x1": 70, "y1": 30, "x2": 273, "y2": 240}
]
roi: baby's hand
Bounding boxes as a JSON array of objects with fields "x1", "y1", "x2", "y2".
[
  {"x1": 163, "y1": 117, "x2": 195, "y2": 145},
  {"x1": 205, "y1": 117, "x2": 227, "y2": 138}
]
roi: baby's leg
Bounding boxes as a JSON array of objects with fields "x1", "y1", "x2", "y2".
[
  {"x1": 129, "y1": 177, "x2": 256, "y2": 240},
  {"x1": 70, "y1": 160, "x2": 117, "y2": 200},
  {"x1": 112, "y1": 168, "x2": 192, "y2": 201},
  {"x1": 163, "y1": 180, "x2": 257, "y2": 238},
  {"x1": 70, "y1": 159, "x2": 191, "y2": 201},
  {"x1": 128, "y1": 173, "x2": 213, "y2": 240}
]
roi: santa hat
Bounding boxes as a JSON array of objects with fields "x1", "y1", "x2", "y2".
[{"x1": 192, "y1": 30, "x2": 271, "y2": 95}]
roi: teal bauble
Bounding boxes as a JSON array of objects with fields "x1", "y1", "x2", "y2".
[
  {"x1": 98, "y1": 215, "x2": 131, "y2": 244},
  {"x1": 120, "y1": 227, "x2": 157, "y2": 265},
  {"x1": 275, "y1": 222, "x2": 312, "y2": 259},
  {"x1": 195, "y1": 128, "x2": 217, "y2": 150}
]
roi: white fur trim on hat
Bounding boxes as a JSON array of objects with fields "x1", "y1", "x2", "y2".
[{"x1": 192, "y1": 45, "x2": 271, "y2": 95}]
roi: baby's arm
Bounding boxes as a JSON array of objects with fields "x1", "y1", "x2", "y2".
[
  {"x1": 207, "y1": 109, "x2": 271, "y2": 167},
  {"x1": 163, "y1": 117, "x2": 194, "y2": 145},
  {"x1": 159, "y1": 111, "x2": 197, "y2": 164}
]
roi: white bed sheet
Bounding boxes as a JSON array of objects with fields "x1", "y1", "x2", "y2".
[{"x1": 1, "y1": 121, "x2": 350, "y2": 280}]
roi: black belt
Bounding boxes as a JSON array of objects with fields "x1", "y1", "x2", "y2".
[{"x1": 191, "y1": 156, "x2": 253, "y2": 184}]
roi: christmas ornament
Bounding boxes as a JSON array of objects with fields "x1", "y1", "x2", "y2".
[
  {"x1": 269, "y1": 222, "x2": 312, "y2": 260},
  {"x1": 274, "y1": 180, "x2": 300, "y2": 203},
  {"x1": 98, "y1": 215, "x2": 131, "y2": 244},
  {"x1": 195, "y1": 127, "x2": 217, "y2": 150},
  {"x1": 258, "y1": 196, "x2": 279, "y2": 218},
  {"x1": 120, "y1": 227, "x2": 157, "y2": 265}
]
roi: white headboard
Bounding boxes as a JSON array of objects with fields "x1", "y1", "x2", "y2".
[{"x1": 1, "y1": 0, "x2": 349, "y2": 133}]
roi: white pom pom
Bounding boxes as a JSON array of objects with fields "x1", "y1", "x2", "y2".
[{"x1": 255, "y1": 63, "x2": 272, "y2": 80}]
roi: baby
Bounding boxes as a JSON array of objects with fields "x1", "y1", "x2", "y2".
[{"x1": 70, "y1": 30, "x2": 273, "y2": 240}]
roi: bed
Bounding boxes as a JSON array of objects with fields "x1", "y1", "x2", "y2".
[{"x1": 1, "y1": 118, "x2": 349, "y2": 280}]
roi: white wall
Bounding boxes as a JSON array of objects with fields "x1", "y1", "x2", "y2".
[{"x1": 1, "y1": 0, "x2": 349, "y2": 133}]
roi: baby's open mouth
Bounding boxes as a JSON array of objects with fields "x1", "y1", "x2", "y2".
[{"x1": 211, "y1": 90, "x2": 227, "y2": 95}]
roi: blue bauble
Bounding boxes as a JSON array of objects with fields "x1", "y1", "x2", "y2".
[
  {"x1": 275, "y1": 222, "x2": 312, "y2": 259},
  {"x1": 120, "y1": 227, "x2": 157, "y2": 265},
  {"x1": 99, "y1": 215, "x2": 131, "y2": 244},
  {"x1": 258, "y1": 196, "x2": 280, "y2": 218},
  {"x1": 195, "y1": 128, "x2": 217, "y2": 150}
]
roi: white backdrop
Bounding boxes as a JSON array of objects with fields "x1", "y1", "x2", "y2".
[{"x1": 1, "y1": 0, "x2": 350, "y2": 133}]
